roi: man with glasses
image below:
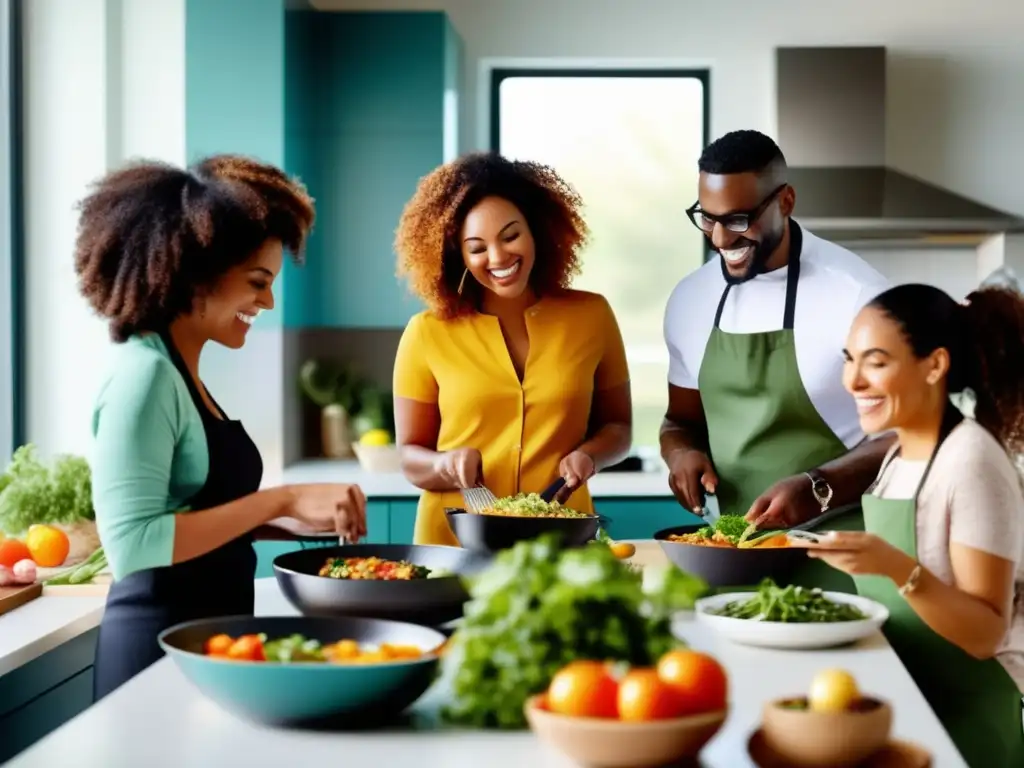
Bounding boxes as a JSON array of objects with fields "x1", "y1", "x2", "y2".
[{"x1": 660, "y1": 129, "x2": 893, "y2": 592}]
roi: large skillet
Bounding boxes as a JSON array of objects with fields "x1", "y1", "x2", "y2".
[
  {"x1": 273, "y1": 543, "x2": 492, "y2": 627},
  {"x1": 444, "y1": 507, "x2": 603, "y2": 554},
  {"x1": 654, "y1": 523, "x2": 806, "y2": 588}
]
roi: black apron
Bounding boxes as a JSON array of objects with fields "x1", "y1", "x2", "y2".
[{"x1": 93, "y1": 332, "x2": 262, "y2": 700}]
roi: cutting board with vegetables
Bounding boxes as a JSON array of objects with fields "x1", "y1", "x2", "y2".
[{"x1": 0, "y1": 582, "x2": 43, "y2": 615}]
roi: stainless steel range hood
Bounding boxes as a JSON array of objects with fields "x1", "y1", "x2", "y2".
[{"x1": 775, "y1": 47, "x2": 1024, "y2": 248}]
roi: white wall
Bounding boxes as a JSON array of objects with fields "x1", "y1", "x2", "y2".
[
  {"x1": 315, "y1": 0, "x2": 1024, "y2": 220},
  {"x1": 857, "y1": 248, "x2": 979, "y2": 300},
  {"x1": 22, "y1": 0, "x2": 185, "y2": 458}
]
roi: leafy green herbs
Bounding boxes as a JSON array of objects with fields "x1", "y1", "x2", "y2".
[
  {"x1": 441, "y1": 534, "x2": 708, "y2": 729},
  {"x1": 696, "y1": 514, "x2": 751, "y2": 544},
  {"x1": 712, "y1": 579, "x2": 868, "y2": 623},
  {"x1": 0, "y1": 445, "x2": 94, "y2": 536}
]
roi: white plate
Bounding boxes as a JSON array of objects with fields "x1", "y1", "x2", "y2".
[{"x1": 694, "y1": 590, "x2": 889, "y2": 650}]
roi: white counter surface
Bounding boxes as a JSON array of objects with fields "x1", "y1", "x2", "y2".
[
  {"x1": 0, "y1": 593, "x2": 105, "y2": 676},
  {"x1": 283, "y1": 459, "x2": 673, "y2": 498},
  {"x1": 8, "y1": 543, "x2": 968, "y2": 768}
]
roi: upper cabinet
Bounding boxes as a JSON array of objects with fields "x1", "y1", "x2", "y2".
[{"x1": 284, "y1": 11, "x2": 463, "y2": 329}]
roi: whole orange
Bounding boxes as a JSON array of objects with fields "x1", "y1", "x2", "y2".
[
  {"x1": 0, "y1": 538, "x2": 32, "y2": 569},
  {"x1": 547, "y1": 660, "x2": 620, "y2": 718},
  {"x1": 25, "y1": 524, "x2": 71, "y2": 568},
  {"x1": 617, "y1": 668, "x2": 684, "y2": 721},
  {"x1": 656, "y1": 649, "x2": 728, "y2": 715}
]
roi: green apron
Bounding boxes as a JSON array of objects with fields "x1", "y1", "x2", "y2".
[
  {"x1": 854, "y1": 412, "x2": 1024, "y2": 768},
  {"x1": 696, "y1": 222, "x2": 861, "y2": 593}
]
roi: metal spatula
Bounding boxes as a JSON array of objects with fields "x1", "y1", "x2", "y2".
[{"x1": 461, "y1": 485, "x2": 499, "y2": 513}]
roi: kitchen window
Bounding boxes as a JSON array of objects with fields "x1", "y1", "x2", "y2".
[
  {"x1": 0, "y1": 0, "x2": 22, "y2": 455},
  {"x1": 491, "y1": 68, "x2": 710, "y2": 452}
]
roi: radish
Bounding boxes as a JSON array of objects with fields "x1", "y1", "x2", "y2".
[
  {"x1": 12, "y1": 559, "x2": 37, "y2": 585},
  {"x1": 0, "y1": 564, "x2": 15, "y2": 586}
]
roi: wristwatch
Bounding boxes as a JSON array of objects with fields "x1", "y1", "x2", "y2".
[{"x1": 804, "y1": 469, "x2": 834, "y2": 513}]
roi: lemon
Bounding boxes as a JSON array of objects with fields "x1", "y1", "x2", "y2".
[
  {"x1": 808, "y1": 669, "x2": 860, "y2": 712},
  {"x1": 359, "y1": 428, "x2": 392, "y2": 447}
]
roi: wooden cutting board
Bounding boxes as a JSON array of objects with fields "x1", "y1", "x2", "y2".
[{"x1": 0, "y1": 583, "x2": 44, "y2": 616}]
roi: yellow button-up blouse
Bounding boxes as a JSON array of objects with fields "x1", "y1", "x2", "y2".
[{"x1": 393, "y1": 290, "x2": 630, "y2": 545}]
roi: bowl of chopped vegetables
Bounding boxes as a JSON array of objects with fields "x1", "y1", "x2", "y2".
[
  {"x1": 273, "y1": 544, "x2": 492, "y2": 627},
  {"x1": 654, "y1": 515, "x2": 806, "y2": 588},
  {"x1": 695, "y1": 579, "x2": 889, "y2": 650},
  {"x1": 158, "y1": 615, "x2": 446, "y2": 726},
  {"x1": 445, "y1": 493, "x2": 601, "y2": 553}
]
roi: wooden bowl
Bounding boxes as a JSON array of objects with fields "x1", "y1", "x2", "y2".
[
  {"x1": 761, "y1": 696, "x2": 893, "y2": 767},
  {"x1": 524, "y1": 695, "x2": 727, "y2": 768}
]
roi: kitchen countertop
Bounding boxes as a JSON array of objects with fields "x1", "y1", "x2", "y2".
[
  {"x1": 283, "y1": 459, "x2": 674, "y2": 498},
  {"x1": 0, "y1": 592, "x2": 105, "y2": 676},
  {"x1": 7, "y1": 542, "x2": 968, "y2": 768}
]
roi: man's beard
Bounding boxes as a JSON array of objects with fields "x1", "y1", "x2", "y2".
[{"x1": 715, "y1": 225, "x2": 785, "y2": 285}]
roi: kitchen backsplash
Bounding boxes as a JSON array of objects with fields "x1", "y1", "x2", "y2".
[{"x1": 283, "y1": 328, "x2": 403, "y2": 464}]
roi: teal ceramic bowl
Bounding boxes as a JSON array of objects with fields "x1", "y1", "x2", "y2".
[{"x1": 158, "y1": 615, "x2": 445, "y2": 727}]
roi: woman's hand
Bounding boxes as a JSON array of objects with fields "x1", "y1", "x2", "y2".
[
  {"x1": 796, "y1": 531, "x2": 916, "y2": 581},
  {"x1": 555, "y1": 450, "x2": 597, "y2": 502},
  {"x1": 284, "y1": 483, "x2": 368, "y2": 542},
  {"x1": 435, "y1": 448, "x2": 483, "y2": 488}
]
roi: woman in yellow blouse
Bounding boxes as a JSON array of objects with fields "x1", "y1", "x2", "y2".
[{"x1": 392, "y1": 152, "x2": 633, "y2": 545}]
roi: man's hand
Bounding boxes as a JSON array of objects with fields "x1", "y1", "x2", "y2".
[
  {"x1": 667, "y1": 449, "x2": 719, "y2": 513},
  {"x1": 745, "y1": 473, "x2": 821, "y2": 529}
]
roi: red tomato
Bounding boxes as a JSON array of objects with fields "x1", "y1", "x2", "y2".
[
  {"x1": 547, "y1": 661, "x2": 620, "y2": 718},
  {"x1": 226, "y1": 634, "x2": 265, "y2": 661},
  {"x1": 656, "y1": 650, "x2": 728, "y2": 715},
  {"x1": 204, "y1": 634, "x2": 234, "y2": 657},
  {"x1": 617, "y1": 668, "x2": 684, "y2": 721}
]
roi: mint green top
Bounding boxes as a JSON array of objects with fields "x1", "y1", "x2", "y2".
[{"x1": 90, "y1": 334, "x2": 210, "y2": 581}]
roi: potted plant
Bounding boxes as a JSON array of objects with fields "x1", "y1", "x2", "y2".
[{"x1": 298, "y1": 359, "x2": 363, "y2": 458}]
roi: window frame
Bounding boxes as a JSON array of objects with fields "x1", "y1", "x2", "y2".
[
  {"x1": 490, "y1": 67, "x2": 713, "y2": 457},
  {"x1": 489, "y1": 66, "x2": 713, "y2": 264},
  {"x1": 0, "y1": 0, "x2": 24, "y2": 456}
]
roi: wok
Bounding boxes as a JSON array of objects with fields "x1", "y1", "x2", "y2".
[
  {"x1": 654, "y1": 523, "x2": 806, "y2": 588},
  {"x1": 445, "y1": 507, "x2": 602, "y2": 554},
  {"x1": 273, "y1": 543, "x2": 492, "y2": 627}
]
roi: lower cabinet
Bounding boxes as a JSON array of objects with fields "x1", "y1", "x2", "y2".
[
  {"x1": 0, "y1": 627, "x2": 99, "y2": 764},
  {"x1": 594, "y1": 498, "x2": 702, "y2": 541}
]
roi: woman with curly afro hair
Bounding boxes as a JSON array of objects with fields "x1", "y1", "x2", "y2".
[
  {"x1": 392, "y1": 151, "x2": 632, "y2": 545},
  {"x1": 797, "y1": 283, "x2": 1024, "y2": 767},
  {"x1": 76, "y1": 155, "x2": 367, "y2": 699}
]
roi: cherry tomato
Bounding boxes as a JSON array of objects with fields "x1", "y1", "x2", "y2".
[
  {"x1": 204, "y1": 634, "x2": 234, "y2": 656},
  {"x1": 656, "y1": 650, "x2": 728, "y2": 715},
  {"x1": 617, "y1": 668, "x2": 684, "y2": 721},
  {"x1": 226, "y1": 634, "x2": 266, "y2": 661},
  {"x1": 547, "y1": 660, "x2": 619, "y2": 718}
]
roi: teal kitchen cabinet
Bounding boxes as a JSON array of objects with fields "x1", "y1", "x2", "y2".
[
  {"x1": 594, "y1": 498, "x2": 702, "y2": 541},
  {"x1": 388, "y1": 500, "x2": 419, "y2": 545},
  {"x1": 284, "y1": 11, "x2": 462, "y2": 329},
  {"x1": 0, "y1": 628, "x2": 98, "y2": 763},
  {"x1": 254, "y1": 501, "x2": 390, "y2": 577}
]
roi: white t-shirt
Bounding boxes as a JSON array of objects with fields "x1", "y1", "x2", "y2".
[
  {"x1": 663, "y1": 223, "x2": 890, "y2": 449},
  {"x1": 873, "y1": 418, "x2": 1024, "y2": 692}
]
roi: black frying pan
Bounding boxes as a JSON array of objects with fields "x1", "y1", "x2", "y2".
[
  {"x1": 273, "y1": 544, "x2": 493, "y2": 627},
  {"x1": 654, "y1": 523, "x2": 807, "y2": 588},
  {"x1": 444, "y1": 507, "x2": 602, "y2": 553}
]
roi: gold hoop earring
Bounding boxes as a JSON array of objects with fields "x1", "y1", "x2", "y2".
[{"x1": 457, "y1": 268, "x2": 469, "y2": 296}]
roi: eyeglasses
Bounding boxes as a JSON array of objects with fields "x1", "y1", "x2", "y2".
[{"x1": 685, "y1": 184, "x2": 787, "y2": 234}]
